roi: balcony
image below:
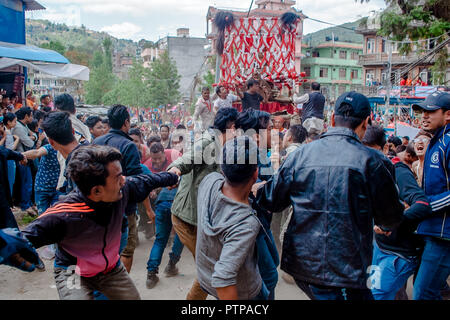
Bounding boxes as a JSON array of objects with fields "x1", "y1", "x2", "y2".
[{"x1": 358, "y1": 52, "x2": 425, "y2": 66}]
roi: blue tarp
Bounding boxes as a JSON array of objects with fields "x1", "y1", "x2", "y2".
[{"x1": 0, "y1": 41, "x2": 69, "y2": 64}]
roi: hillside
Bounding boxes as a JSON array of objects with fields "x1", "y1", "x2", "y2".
[
  {"x1": 303, "y1": 19, "x2": 364, "y2": 47},
  {"x1": 25, "y1": 19, "x2": 155, "y2": 65}
]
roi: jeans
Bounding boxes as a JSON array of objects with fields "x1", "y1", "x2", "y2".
[
  {"x1": 370, "y1": 242, "x2": 419, "y2": 300},
  {"x1": 146, "y1": 201, "x2": 184, "y2": 273},
  {"x1": 294, "y1": 279, "x2": 374, "y2": 300},
  {"x1": 413, "y1": 236, "x2": 450, "y2": 300},
  {"x1": 256, "y1": 230, "x2": 279, "y2": 300},
  {"x1": 172, "y1": 214, "x2": 208, "y2": 300},
  {"x1": 35, "y1": 190, "x2": 60, "y2": 215},
  {"x1": 54, "y1": 263, "x2": 140, "y2": 300},
  {"x1": 0, "y1": 206, "x2": 18, "y2": 229},
  {"x1": 7, "y1": 160, "x2": 16, "y2": 196},
  {"x1": 17, "y1": 163, "x2": 32, "y2": 210}
]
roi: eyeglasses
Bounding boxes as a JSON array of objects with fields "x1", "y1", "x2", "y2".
[{"x1": 414, "y1": 138, "x2": 430, "y2": 143}]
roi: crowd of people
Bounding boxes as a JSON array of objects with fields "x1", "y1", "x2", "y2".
[{"x1": 0, "y1": 81, "x2": 449, "y2": 301}]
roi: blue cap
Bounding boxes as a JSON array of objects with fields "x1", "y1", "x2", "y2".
[
  {"x1": 412, "y1": 91, "x2": 450, "y2": 112},
  {"x1": 335, "y1": 91, "x2": 371, "y2": 119}
]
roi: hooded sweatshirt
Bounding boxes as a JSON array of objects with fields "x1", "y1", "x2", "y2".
[{"x1": 196, "y1": 172, "x2": 262, "y2": 300}]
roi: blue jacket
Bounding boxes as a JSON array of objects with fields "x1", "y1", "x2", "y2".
[
  {"x1": 93, "y1": 129, "x2": 143, "y2": 214},
  {"x1": 418, "y1": 124, "x2": 450, "y2": 240}
]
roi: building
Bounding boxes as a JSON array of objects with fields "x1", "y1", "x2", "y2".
[
  {"x1": 112, "y1": 49, "x2": 135, "y2": 80},
  {"x1": 206, "y1": 0, "x2": 305, "y2": 77},
  {"x1": 141, "y1": 47, "x2": 162, "y2": 69},
  {"x1": 356, "y1": 12, "x2": 448, "y2": 88},
  {"x1": 301, "y1": 41, "x2": 363, "y2": 102},
  {"x1": 147, "y1": 28, "x2": 208, "y2": 103}
]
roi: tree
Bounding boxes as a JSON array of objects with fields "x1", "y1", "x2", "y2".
[
  {"x1": 103, "y1": 60, "x2": 152, "y2": 108},
  {"x1": 85, "y1": 38, "x2": 116, "y2": 105},
  {"x1": 360, "y1": 0, "x2": 450, "y2": 84},
  {"x1": 39, "y1": 40, "x2": 66, "y2": 55},
  {"x1": 147, "y1": 51, "x2": 181, "y2": 107}
]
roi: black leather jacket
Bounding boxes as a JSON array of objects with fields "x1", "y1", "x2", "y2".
[{"x1": 256, "y1": 127, "x2": 404, "y2": 289}]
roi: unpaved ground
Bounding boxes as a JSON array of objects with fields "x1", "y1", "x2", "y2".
[{"x1": 0, "y1": 231, "x2": 307, "y2": 300}]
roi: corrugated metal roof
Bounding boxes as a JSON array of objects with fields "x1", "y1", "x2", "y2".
[{"x1": 23, "y1": 0, "x2": 45, "y2": 11}]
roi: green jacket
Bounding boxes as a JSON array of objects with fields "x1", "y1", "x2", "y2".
[{"x1": 168, "y1": 129, "x2": 221, "y2": 226}]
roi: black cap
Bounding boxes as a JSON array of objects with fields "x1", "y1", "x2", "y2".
[
  {"x1": 335, "y1": 91, "x2": 371, "y2": 119},
  {"x1": 412, "y1": 91, "x2": 450, "y2": 112}
]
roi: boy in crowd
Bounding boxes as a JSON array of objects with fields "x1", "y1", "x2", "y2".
[{"x1": 196, "y1": 136, "x2": 266, "y2": 300}]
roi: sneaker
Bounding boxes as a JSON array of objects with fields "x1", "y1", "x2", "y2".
[
  {"x1": 164, "y1": 260, "x2": 179, "y2": 277},
  {"x1": 146, "y1": 271, "x2": 159, "y2": 289},
  {"x1": 35, "y1": 258, "x2": 46, "y2": 272}
]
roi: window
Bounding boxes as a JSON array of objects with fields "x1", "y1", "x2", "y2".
[
  {"x1": 312, "y1": 51, "x2": 320, "y2": 57},
  {"x1": 319, "y1": 68, "x2": 328, "y2": 78},
  {"x1": 381, "y1": 40, "x2": 386, "y2": 53},
  {"x1": 339, "y1": 50, "x2": 347, "y2": 59},
  {"x1": 304, "y1": 67, "x2": 311, "y2": 77},
  {"x1": 351, "y1": 51, "x2": 359, "y2": 60},
  {"x1": 351, "y1": 70, "x2": 358, "y2": 80},
  {"x1": 339, "y1": 68, "x2": 346, "y2": 79},
  {"x1": 367, "y1": 38, "x2": 375, "y2": 54}
]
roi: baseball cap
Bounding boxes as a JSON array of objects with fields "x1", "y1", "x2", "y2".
[
  {"x1": 335, "y1": 91, "x2": 371, "y2": 119},
  {"x1": 412, "y1": 91, "x2": 450, "y2": 112}
]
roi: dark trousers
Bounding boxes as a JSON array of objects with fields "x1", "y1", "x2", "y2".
[{"x1": 294, "y1": 278, "x2": 374, "y2": 300}]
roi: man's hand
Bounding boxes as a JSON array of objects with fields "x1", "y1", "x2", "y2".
[
  {"x1": 374, "y1": 225, "x2": 392, "y2": 237},
  {"x1": 167, "y1": 168, "x2": 181, "y2": 190},
  {"x1": 251, "y1": 181, "x2": 267, "y2": 197},
  {"x1": 19, "y1": 154, "x2": 28, "y2": 166},
  {"x1": 149, "y1": 190, "x2": 158, "y2": 200},
  {"x1": 146, "y1": 208, "x2": 156, "y2": 225}
]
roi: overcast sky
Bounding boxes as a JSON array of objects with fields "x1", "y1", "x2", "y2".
[{"x1": 26, "y1": 0, "x2": 387, "y2": 42}]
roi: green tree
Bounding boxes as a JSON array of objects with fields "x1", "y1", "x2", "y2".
[
  {"x1": 39, "y1": 40, "x2": 66, "y2": 55},
  {"x1": 147, "y1": 51, "x2": 181, "y2": 107},
  {"x1": 85, "y1": 38, "x2": 116, "y2": 105}
]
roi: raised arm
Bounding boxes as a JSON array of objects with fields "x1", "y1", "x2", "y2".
[
  {"x1": 23, "y1": 146, "x2": 48, "y2": 160},
  {"x1": 125, "y1": 172, "x2": 179, "y2": 204}
]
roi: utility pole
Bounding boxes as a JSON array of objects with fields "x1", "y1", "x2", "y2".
[{"x1": 385, "y1": 39, "x2": 394, "y2": 134}]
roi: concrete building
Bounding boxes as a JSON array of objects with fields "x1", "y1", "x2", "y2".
[
  {"x1": 206, "y1": 0, "x2": 305, "y2": 76},
  {"x1": 154, "y1": 28, "x2": 209, "y2": 103},
  {"x1": 301, "y1": 41, "x2": 363, "y2": 102},
  {"x1": 356, "y1": 12, "x2": 449, "y2": 87},
  {"x1": 141, "y1": 47, "x2": 162, "y2": 69}
]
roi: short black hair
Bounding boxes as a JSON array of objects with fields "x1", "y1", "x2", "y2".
[
  {"x1": 388, "y1": 135, "x2": 402, "y2": 147},
  {"x1": 333, "y1": 103, "x2": 366, "y2": 130},
  {"x1": 67, "y1": 145, "x2": 122, "y2": 196},
  {"x1": 76, "y1": 114, "x2": 84, "y2": 121},
  {"x1": 403, "y1": 136, "x2": 410, "y2": 141},
  {"x1": 108, "y1": 104, "x2": 130, "y2": 130},
  {"x1": 311, "y1": 82, "x2": 320, "y2": 91},
  {"x1": 40, "y1": 94, "x2": 50, "y2": 102},
  {"x1": 247, "y1": 79, "x2": 259, "y2": 90},
  {"x1": 85, "y1": 116, "x2": 102, "y2": 129},
  {"x1": 216, "y1": 85, "x2": 224, "y2": 95},
  {"x1": 406, "y1": 143, "x2": 416, "y2": 157},
  {"x1": 201, "y1": 86, "x2": 210, "y2": 93},
  {"x1": 15, "y1": 107, "x2": 33, "y2": 121},
  {"x1": 362, "y1": 125, "x2": 386, "y2": 149},
  {"x1": 2, "y1": 112, "x2": 16, "y2": 126},
  {"x1": 102, "y1": 118, "x2": 110, "y2": 125},
  {"x1": 147, "y1": 135, "x2": 161, "y2": 147},
  {"x1": 128, "y1": 127, "x2": 142, "y2": 138},
  {"x1": 288, "y1": 124, "x2": 308, "y2": 144},
  {"x1": 235, "y1": 109, "x2": 271, "y2": 132},
  {"x1": 213, "y1": 107, "x2": 239, "y2": 133},
  {"x1": 221, "y1": 136, "x2": 258, "y2": 186},
  {"x1": 42, "y1": 106, "x2": 52, "y2": 113},
  {"x1": 33, "y1": 110, "x2": 46, "y2": 122},
  {"x1": 42, "y1": 111, "x2": 75, "y2": 145},
  {"x1": 176, "y1": 124, "x2": 186, "y2": 130},
  {"x1": 396, "y1": 145, "x2": 406, "y2": 153},
  {"x1": 27, "y1": 119, "x2": 38, "y2": 132},
  {"x1": 149, "y1": 142, "x2": 164, "y2": 154},
  {"x1": 160, "y1": 124, "x2": 170, "y2": 132},
  {"x1": 54, "y1": 94, "x2": 76, "y2": 114}
]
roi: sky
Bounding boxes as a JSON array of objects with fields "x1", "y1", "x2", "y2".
[{"x1": 26, "y1": 0, "x2": 387, "y2": 42}]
